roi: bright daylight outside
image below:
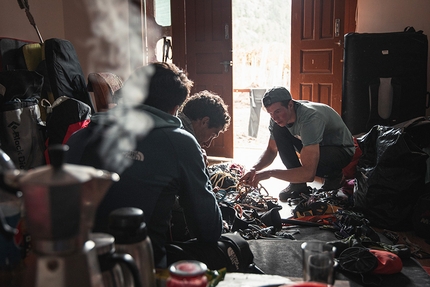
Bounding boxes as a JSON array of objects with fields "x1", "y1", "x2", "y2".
[
  {"x1": 154, "y1": 0, "x2": 292, "y2": 163},
  {"x1": 232, "y1": 0, "x2": 291, "y2": 167}
]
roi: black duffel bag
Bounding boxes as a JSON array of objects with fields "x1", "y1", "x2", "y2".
[{"x1": 354, "y1": 121, "x2": 429, "y2": 231}]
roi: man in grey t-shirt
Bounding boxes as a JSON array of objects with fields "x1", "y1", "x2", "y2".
[{"x1": 240, "y1": 87, "x2": 355, "y2": 202}]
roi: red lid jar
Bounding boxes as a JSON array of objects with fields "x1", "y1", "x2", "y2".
[{"x1": 167, "y1": 260, "x2": 208, "y2": 287}]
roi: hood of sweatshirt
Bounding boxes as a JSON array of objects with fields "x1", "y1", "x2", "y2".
[{"x1": 90, "y1": 104, "x2": 180, "y2": 131}]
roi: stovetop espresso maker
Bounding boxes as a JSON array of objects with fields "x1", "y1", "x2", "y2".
[{"x1": 6, "y1": 144, "x2": 120, "y2": 287}]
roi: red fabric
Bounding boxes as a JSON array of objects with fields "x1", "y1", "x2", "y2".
[
  {"x1": 369, "y1": 249, "x2": 403, "y2": 275},
  {"x1": 341, "y1": 179, "x2": 355, "y2": 196},
  {"x1": 63, "y1": 120, "x2": 90, "y2": 144},
  {"x1": 342, "y1": 137, "x2": 362, "y2": 180},
  {"x1": 44, "y1": 120, "x2": 90, "y2": 164}
]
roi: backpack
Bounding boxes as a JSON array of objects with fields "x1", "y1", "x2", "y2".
[
  {"x1": 0, "y1": 37, "x2": 33, "y2": 71},
  {"x1": 0, "y1": 70, "x2": 46, "y2": 169},
  {"x1": 42, "y1": 96, "x2": 91, "y2": 164},
  {"x1": 0, "y1": 37, "x2": 94, "y2": 167},
  {"x1": 43, "y1": 38, "x2": 95, "y2": 114},
  {"x1": 166, "y1": 233, "x2": 260, "y2": 273}
]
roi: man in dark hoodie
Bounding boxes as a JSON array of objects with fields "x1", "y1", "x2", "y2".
[{"x1": 65, "y1": 62, "x2": 223, "y2": 269}]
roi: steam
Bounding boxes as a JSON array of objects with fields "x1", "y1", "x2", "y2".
[{"x1": 83, "y1": 0, "x2": 154, "y2": 173}]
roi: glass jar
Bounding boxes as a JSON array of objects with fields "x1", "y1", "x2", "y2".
[{"x1": 166, "y1": 260, "x2": 208, "y2": 287}]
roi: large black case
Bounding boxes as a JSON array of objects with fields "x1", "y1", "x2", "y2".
[{"x1": 342, "y1": 28, "x2": 428, "y2": 135}]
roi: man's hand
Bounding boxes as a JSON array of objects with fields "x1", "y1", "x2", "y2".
[{"x1": 239, "y1": 168, "x2": 257, "y2": 186}]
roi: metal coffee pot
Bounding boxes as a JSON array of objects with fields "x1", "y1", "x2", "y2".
[
  {"x1": 0, "y1": 148, "x2": 24, "y2": 271},
  {"x1": 6, "y1": 144, "x2": 120, "y2": 287},
  {"x1": 108, "y1": 207, "x2": 156, "y2": 287},
  {"x1": 90, "y1": 232, "x2": 142, "y2": 287}
]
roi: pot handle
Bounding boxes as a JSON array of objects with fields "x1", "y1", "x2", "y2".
[
  {"x1": 110, "y1": 252, "x2": 142, "y2": 287},
  {"x1": 0, "y1": 207, "x2": 18, "y2": 238}
]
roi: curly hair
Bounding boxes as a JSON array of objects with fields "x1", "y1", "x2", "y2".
[{"x1": 179, "y1": 90, "x2": 231, "y2": 131}]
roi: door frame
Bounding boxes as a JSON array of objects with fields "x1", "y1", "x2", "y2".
[
  {"x1": 171, "y1": 0, "x2": 234, "y2": 158},
  {"x1": 167, "y1": 0, "x2": 357, "y2": 157}
]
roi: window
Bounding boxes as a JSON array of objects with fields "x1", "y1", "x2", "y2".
[{"x1": 154, "y1": 0, "x2": 171, "y2": 27}]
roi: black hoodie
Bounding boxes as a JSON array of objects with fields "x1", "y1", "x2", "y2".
[{"x1": 66, "y1": 104, "x2": 223, "y2": 267}]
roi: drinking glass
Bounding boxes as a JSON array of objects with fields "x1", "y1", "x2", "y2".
[{"x1": 301, "y1": 241, "x2": 336, "y2": 286}]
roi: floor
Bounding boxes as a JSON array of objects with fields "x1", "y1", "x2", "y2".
[
  {"x1": 230, "y1": 94, "x2": 430, "y2": 273},
  {"x1": 230, "y1": 147, "x2": 430, "y2": 272}
]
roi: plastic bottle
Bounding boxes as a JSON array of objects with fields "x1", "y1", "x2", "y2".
[{"x1": 109, "y1": 207, "x2": 156, "y2": 287}]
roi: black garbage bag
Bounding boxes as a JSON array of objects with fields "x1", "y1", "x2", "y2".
[{"x1": 354, "y1": 124, "x2": 428, "y2": 231}]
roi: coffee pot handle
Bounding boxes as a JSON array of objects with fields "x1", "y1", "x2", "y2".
[
  {"x1": 111, "y1": 252, "x2": 142, "y2": 287},
  {"x1": 0, "y1": 207, "x2": 18, "y2": 238}
]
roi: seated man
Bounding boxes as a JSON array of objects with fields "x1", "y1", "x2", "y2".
[
  {"x1": 168, "y1": 90, "x2": 230, "y2": 240},
  {"x1": 65, "y1": 62, "x2": 223, "y2": 268},
  {"x1": 177, "y1": 90, "x2": 231, "y2": 164},
  {"x1": 240, "y1": 87, "x2": 355, "y2": 202}
]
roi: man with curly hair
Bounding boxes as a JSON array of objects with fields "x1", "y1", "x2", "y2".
[{"x1": 177, "y1": 90, "x2": 231, "y2": 164}]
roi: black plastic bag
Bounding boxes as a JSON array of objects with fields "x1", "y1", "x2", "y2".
[
  {"x1": 412, "y1": 184, "x2": 430, "y2": 240},
  {"x1": 354, "y1": 124, "x2": 428, "y2": 230}
]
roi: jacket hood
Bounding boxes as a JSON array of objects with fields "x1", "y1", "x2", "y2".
[
  {"x1": 90, "y1": 104, "x2": 180, "y2": 130},
  {"x1": 139, "y1": 104, "x2": 181, "y2": 129}
]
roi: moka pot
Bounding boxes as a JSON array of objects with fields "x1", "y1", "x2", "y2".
[{"x1": 6, "y1": 144, "x2": 120, "y2": 287}]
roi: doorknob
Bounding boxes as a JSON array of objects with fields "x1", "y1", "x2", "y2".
[
  {"x1": 220, "y1": 61, "x2": 232, "y2": 72},
  {"x1": 335, "y1": 40, "x2": 342, "y2": 46}
]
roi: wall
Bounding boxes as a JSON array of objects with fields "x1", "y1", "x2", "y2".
[
  {"x1": 61, "y1": 0, "x2": 138, "y2": 80},
  {"x1": 0, "y1": 0, "x2": 64, "y2": 42},
  {"x1": 1, "y1": 0, "x2": 430, "y2": 97},
  {"x1": 0, "y1": 0, "x2": 136, "y2": 80},
  {"x1": 356, "y1": 0, "x2": 430, "y2": 114}
]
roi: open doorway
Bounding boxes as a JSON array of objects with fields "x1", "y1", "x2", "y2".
[
  {"x1": 232, "y1": 0, "x2": 292, "y2": 166},
  {"x1": 154, "y1": 0, "x2": 352, "y2": 160}
]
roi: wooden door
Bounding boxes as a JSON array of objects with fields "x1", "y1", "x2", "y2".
[
  {"x1": 171, "y1": 0, "x2": 233, "y2": 158},
  {"x1": 290, "y1": 0, "x2": 346, "y2": 114}
]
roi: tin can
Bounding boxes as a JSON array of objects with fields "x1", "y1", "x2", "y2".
[{"x1": 166, "y1": 260, "x2": 208, "y2": 287}]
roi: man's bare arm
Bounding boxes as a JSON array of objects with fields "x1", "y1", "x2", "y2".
[
  {"x1": 253, "y1": 144, "x2": 320, "y2": 185},
  {"x1": 251, "y1": 138, "x2": 278, "y2": 171}
]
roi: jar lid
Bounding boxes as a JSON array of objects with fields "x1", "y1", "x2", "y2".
[{"x1": 169, "y1": 260, "x2": 207, "y2": 277}]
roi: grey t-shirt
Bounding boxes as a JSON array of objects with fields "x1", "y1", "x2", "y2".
[{"x1": 269, "y1": 101, "x2": 355, "y2": 156}]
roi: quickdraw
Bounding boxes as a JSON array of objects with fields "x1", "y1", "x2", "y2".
[{"x1": 208, "y1": 162, "x2": 282, "y2": 235}]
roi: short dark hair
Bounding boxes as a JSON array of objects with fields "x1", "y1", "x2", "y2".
[
  {"x1": 279, "y1": 99, "x2": 291, "y2": 108},
  {"x1": 124, "y1": 62, "x2": 194, "y2": 112},
  {"x1": 180, "y1": 90, "x2": 231, "y2": 131}
]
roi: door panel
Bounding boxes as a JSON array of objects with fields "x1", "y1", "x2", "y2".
[
  {"x1": 291, "y1": 0, "x2": 345, "y2": 114},
  {"x1": 173, "y1": 0, "x2": 233, "y2": 158},
  {"x1": 171, "y1": 0, "x2": 356, "y2": 157}
]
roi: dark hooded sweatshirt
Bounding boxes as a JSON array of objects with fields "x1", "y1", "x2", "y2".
[{"x1": 66, "y1": 105, "x2": 223, "y2": 267}]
